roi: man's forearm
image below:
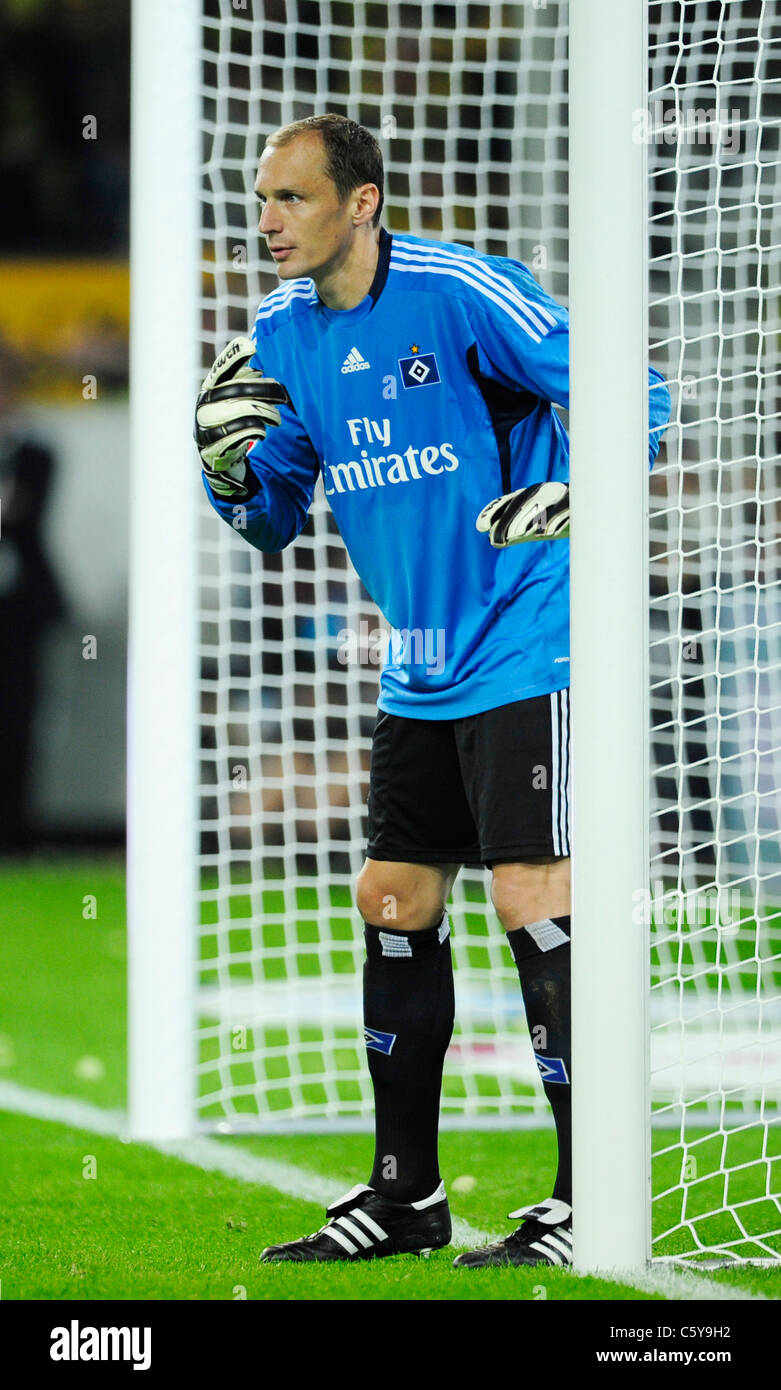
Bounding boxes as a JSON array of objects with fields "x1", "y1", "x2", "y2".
[{"x1": 201, "y1": 464, "x2": 305, "y2": 553}]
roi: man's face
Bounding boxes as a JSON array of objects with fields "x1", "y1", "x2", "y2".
[{"x1": 254, "y1": 132, "x2": 361, "y2": 283}]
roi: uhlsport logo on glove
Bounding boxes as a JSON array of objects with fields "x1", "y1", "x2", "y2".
[{"x1": 195, "y1": 335, "x2": 289, "y2": 497}]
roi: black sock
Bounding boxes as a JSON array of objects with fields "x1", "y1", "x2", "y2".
[
  {"x1": 363, "y1": 914, "x2": 454, "y2": 1203},
  {"x1": 508, "y1": 915, "x2": 572, "y2": 1205}
]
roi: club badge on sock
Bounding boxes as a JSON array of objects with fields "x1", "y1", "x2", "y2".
[{"x1": 364, "y1": 1026, "x2": 397, "y2": 1055}]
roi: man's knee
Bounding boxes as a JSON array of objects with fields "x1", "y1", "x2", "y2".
[
  {"x1": 355, "y1": 862, "x2": 405, "y2": 925},
  {"x1": 491, "y1": 857, "x2": 571, "y2": 931},
  {"x1": 355, "y1": 860, "x2": 452, "y2": 931}
]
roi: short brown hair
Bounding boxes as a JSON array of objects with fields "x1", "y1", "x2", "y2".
[{"x1": 266, "y1": 113, "x2": 384, "y2": 227}]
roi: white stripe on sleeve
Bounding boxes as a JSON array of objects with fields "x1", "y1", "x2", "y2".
[{"x1": 391, "y1": 240, "x2": 558, "y2": 334}]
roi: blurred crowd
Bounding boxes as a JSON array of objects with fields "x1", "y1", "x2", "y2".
[
  {"x1": 0, "y1": 0, "x2": 131, "y2": 853},
  {"x1": 1, "y1": 0, "x2": 129, "y2": 257}
]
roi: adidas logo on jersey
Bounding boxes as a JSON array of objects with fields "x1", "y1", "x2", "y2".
[{"x1": 341, "y1": 347, "x2": 371, "y2": 374}]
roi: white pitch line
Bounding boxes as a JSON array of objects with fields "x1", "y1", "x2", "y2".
[
  {"x1": 0, "y1": 1081, "x2": 774, "y2": 1298},
  {"x1": 0, "y1": 1081, "x2": 495, "y2": 1249},
  {"x1": 612, "y1": 1264, "x2": 771, "y2": 1302},
  {"x1": 0, "y1": 1082, "x2": 126, "y2": 1137},
  {"x1": 159, "y1": 1134, "x2": 495, "y2": 1251}
]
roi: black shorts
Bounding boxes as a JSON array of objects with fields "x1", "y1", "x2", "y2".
[{"x1": 366, "y1": 690, "x2": 571, "y2": 868}]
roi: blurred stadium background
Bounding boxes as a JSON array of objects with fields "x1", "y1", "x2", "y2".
[{"x1": 0, "y1": 0, "x2": 129, "y2": 849}]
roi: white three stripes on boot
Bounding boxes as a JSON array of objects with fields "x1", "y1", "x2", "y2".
[
  {"x1": 321, "y1": 1209, "x2": 389, "y2": 1255},
  {"x1": 529, "y1": 1228, "x2": 573, "y2": 1266},
  {"x1": 334, "y1": 1216, "x2": 374, "y2": 1248},
  {"x1": 351, "y1": 1208, "x2": 389, "y2": 1240},
  {"x1": 321, "y1": 1224, "x2": 360, "y2": 1255}
]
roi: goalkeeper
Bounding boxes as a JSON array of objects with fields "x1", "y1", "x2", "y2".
[{"x1": 196, "y1": 114, "x2": 671, "y2": 1267}]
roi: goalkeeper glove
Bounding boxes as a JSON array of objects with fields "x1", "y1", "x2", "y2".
[
  {"x1": 194, "y1": 335, "x2": 289, "y2": 499},
  {"x1": 476, "y1": 481, "x2": 570, "y2": 547}
]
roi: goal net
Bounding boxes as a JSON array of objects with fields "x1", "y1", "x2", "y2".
[
  {"x1": 646, "y1": 0, "x2": 781, "y2": 1262},
  {"x1": 196, "y1": 0, "x2": 569, "y2": 1135},
  {"x1": 146, "y1": 0, "x2": 780, "y2": 1263}
]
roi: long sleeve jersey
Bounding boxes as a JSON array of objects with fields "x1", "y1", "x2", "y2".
[{"x1": 203, "y1": 230, "x2": 671, "y2": 718}]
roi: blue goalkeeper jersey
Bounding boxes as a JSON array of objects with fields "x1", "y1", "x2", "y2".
[{"x1": 203, "y1": 230, "x2": 671, "y2": 718}]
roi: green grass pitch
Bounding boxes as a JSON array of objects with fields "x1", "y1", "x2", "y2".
[{"x1": 0, "y1": 861, "x2": 779, "y2": 1302}]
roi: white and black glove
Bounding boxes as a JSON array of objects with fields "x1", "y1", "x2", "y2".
[
  {"x1": 476, "y1": 481, "x2": 569, "y2": 547},
  {"x1": 194, "y1": 335, "x2": 289, "y2": 499}
]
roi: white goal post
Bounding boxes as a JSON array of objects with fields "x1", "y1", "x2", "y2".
[
  {"x1": 128, "y1": 0, "x2": 200, "y2": 1140},
  {"x1": 128, "y1": 0, "x2": 781, "y2": 1271},
  {"x1": 569, "y1": 0, "x2": 650, "y2": 1275}
]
